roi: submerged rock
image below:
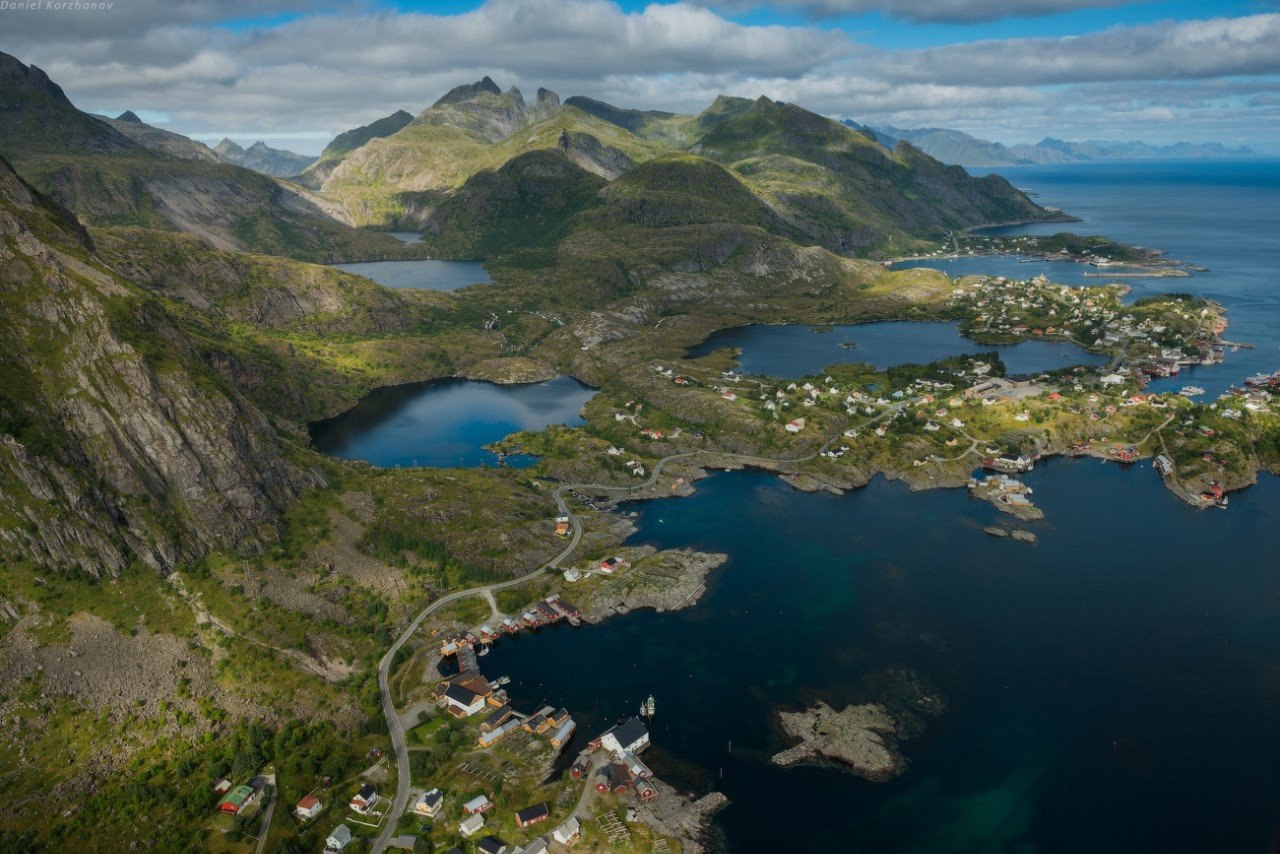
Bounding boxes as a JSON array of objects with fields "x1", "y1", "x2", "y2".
[
  {"x1": 984, "y1": 526, "x2": 1010, "y2": 538},
  {"x1": 772, "y1": 701, "x2": 906, "y2": 781},
  {"x1": 1011, "y1": 530, "x2": 1037, "y2": 544}
]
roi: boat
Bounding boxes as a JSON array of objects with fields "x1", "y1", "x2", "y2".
[
  {"x1": 640, "y1": 695, "x2": 656, "y2": 720},
  {"x1": 1180, "y1": 386, "x2": 1205, "y2": 397}
]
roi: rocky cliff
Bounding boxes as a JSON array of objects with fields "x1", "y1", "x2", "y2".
[{"x1": 0, "y1": 156, "x2": 317, "y2": 576}]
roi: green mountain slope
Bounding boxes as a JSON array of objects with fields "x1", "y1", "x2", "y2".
[
  {"x1": 0, "y1": 51, "x2": 402, "y2": 262},
  {"x1": 695, "y1": 97, "x2": 1058, "y2": 255},
  {"x1": 299, "y1": 109, "x2": 414, "y2": 187}
]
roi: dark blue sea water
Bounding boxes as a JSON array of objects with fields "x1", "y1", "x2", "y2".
[
  {"x1": 478, "y1": 161, "x2": 1280, "y2": 853},
  {"x1": 486, "y1": 464, "x2": 1280, "y2": 854},
  {"x1": 308, "y1": 376, "x2": 595, "y2": 468},
  {"x1": 331, "y1": 259, "x2": 490, "y2": 290},
  {"x1": 687, "y1": 320, "x2": 1105, "y2": 379}
]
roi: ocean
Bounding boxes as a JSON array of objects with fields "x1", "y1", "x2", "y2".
[{"x1": 478, "y1": 160, "x2": 1280, "y2": 853}]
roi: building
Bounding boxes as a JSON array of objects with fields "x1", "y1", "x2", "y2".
[
  {"x1": 477, "y1": 837, "x2": 509, "y2": 854},
  {"x1": 785, "y1": 418, "x2": 805, "y2": 433},
  {"x1": 412, "y1": 788, "x2": 444, "y2": 818},
  {"x1": 295, "y1": 794, "x2": 322, "y2": 821},
  {"x1": 601, "y1": 717, "x2": 650, "y2": 756},
  {"x1": 550, "y1": 718, "x2": 577, "y2": 749},
  {"x1": 463, "y1": 794, "x2": 494, "y2": 815},
  {"x1": 553, "y1": 816, "x2": 582, "y2": 845},
  {"x1": 481, "y1": 705, "x2": 514, "y2": 733},
  {"x1": 389, "y1": 835, "x2": 419, "y2": 851},
  {"x1": 443, "y1": 683, "x2": 486, "y2": 717},
  {"x1": 459, "y1": 813, "x2": 486, "y2": 838},
  {"x1": 350, "y1": 783, "x2": 379, "y2": 815},
  {"x1": 515, "y1": 802, "x2": 550, "y2": 830},
  {"x1": 515, "y1": 839, "x2": 550, "y2": 854},
  {"x1": 218, "y1": 785, "x2": 257, "y2": 815},
  {"x1": 212, "y1": 779, "x2": 231, "y2": 796},
  {"x1": 324, "y1": 824, "x2": 352, "y2": 853}
]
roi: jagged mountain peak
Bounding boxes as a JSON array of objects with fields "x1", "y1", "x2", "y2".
[
  {"x1": 433, "y1": 75, "x2": 503, "y2": 107},
  {"x1": 536, "y1": 87, "x2": 560, "y2": 108},
  {"x1": 115, "y1": 110, "x2": 142, "y2": 123}
]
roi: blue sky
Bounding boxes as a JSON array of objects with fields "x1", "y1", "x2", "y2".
[{"x1": 2, "y1": 0, "x2": 1277, "y2": 154}]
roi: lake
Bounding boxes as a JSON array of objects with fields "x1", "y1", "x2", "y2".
[
  {"x1": 483, "y1": 462, "x2": 1280, "y2": 853},
  {"x1": 308, "y1": 376, "x2": 596, "y2": 469},
  {"x1": 332, "y1": 259, "x2": 491, "y2": 290},
  {"x1": 687, "y1": 320, "x2": 1105, "y2": 379},
  {"x1": 384, "y1": 231, "x2": 423, "y2": 244}
]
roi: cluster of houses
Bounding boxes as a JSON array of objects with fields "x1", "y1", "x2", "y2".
[
  {"x1": 949, "y1": 273, "x2": 1223, "y2": 374},
  {"x1": 570, "y1": 717, "x2": 659, "y2": 803},
  {"x1": 404, "y1": 788, "x2": 578, "y2": 852}
]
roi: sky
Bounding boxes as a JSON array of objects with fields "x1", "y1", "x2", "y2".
[{"x1": 2, "y1": 0, "x2": 1278, "y2": 155}]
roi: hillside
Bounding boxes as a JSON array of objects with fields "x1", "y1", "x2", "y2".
[
  {"x1": 0, "y1": 155, "x2": 313, "y2": 576},
  {"x1": 98, "y1": 112, "x2": 223, "y2": 163},
  {"x1": 0, "y1": 51, "x2": 403, "y2": 262},
  {"x1": 299, "y1": 109, "x2": 414, "y2": 188},
  {"x1": 695, "y1": 97, "x2": 1057, "y2": 255}
]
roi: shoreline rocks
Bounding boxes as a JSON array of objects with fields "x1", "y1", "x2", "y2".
[{"x1": 771, "y1": 701, "x2": 906, "y2": 781}]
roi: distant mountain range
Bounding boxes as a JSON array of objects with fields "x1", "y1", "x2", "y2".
[
  {"x1": 213, "y1": 138, "x2": 315, "y2": 178},
  {"x1": 843, "y1": 121, "x2": 1255, "y2": 168}
]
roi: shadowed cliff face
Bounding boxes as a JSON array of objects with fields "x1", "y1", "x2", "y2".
[{"x1": 0, "y1": 156, "x2": 318, "y2": 576}]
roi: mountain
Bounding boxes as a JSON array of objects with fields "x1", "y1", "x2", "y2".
[
  {"x1": 1023, "y1": 136, "x2": 1255, "y2": 162},
  {"x1": 213, "y1": 138, "x2": 316, "y2": 177},
  {"x1": 299, "y1": 109, "x2": 414, "y2": 187},
  {"x1": 0, "y1": 153, "x2": 314, "y2": 576},
  {"x1": 313, "y1": 79, "x2": 666, "y2": 226},
  {"x1": 847, "y1": 119, "x2": 1256, "y2": 168},
  {"x1": 317, "y1": 80, "x2": 1054, "y2": 256},
  {"x1": 689, "y1": 97, "x2": 1052, "y2": 254},
  {"x1": 854, "y1": 123, "x2": 1026, "y2": 168},
  {"x1": 96, "y1": 111, "x2": 222, "y2": 162},
  {"x1": 0, "y1": 51, "x2": 402, "y2": 261}
]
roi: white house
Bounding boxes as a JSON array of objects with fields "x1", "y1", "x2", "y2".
[
  {"x1": 785, "y1": 418, "x2": 805, "y2": 433},
  {"x1": 412, "y1": 788, "x2": 443, "y2": 818},
  {"x1": 325, "y1": 824, "x2": 352, "y2": 853},
  {"x1": 459, "y1": 813, "x2": 486, "y2": 837},
  {"x1": 553, "y1": 816, "x2": 582, "y2": 845},
  {"x1": 443, "y1": 683, "x2": 486, "y2": 717},
  {"x1": 349, "y1": 783, "x2": 379, "y2": 815},
  {"x1": 295, "y1": 794, "x2": 322, "y2": 821},
  {"x1": 600, "y1": 717, "x2": 650, "y2": 756}
]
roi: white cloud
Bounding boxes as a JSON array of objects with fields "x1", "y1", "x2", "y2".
[
  {"x1": 3, "y1": 0, "x2": 1278, "y2": 152},
  {"x1": 696, "y1": 0, "x2": 1135, "y2": 24}
]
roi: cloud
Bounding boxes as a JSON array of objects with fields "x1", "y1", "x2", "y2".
[
  {"x1": 877, "y1": 14, "x2": 1280, "y2": 86},
  {"x1": 3, "y1": 0, "x2": 1278, "y2": 152},
  {"x1": 696, "y1": 0, "x2": 1135, "y2": 24}
]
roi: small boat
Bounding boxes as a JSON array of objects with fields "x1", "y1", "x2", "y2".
[
  {"x1": 1180, "y1": 386, "x2": 1205, "y2": 397},
  {"x1": 640, "y1": 695, "x2": 656, "y2": 720}
]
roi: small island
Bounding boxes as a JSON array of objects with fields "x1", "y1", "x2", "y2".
[{"x1": 771, "y1": 702, "x2": 907, "y2": 781}]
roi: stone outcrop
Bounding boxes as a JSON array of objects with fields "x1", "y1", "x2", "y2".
[{"x1": 772, "y1": 701, "x2": 906, "y2": 781}]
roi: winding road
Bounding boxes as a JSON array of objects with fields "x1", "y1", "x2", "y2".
[{"x1": 370, "y1": 403, "x2": 911, "y2": 852}]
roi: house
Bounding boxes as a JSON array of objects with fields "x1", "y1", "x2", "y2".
[
  {"x1": 324, "y1": 824, "x2": 353, "y2": 853},
  {"x1": 601, "y1": 717, "x2": 650, "y2": 756},
  {"x1": 443, "y1": 683, "x2": 486, "y2": 717},
  {"x1": 562, "y1": 567, "x2": 582, "y2": 582},
  {"x1": 481, "y1": 705, "x2": 514, "y2": 733},
  {"x1": 515, "y1": 802, "x2": 550, "y2": 830},
  {"x1": 218, "y1": 785, "x2": 257, "y2": 815},
  {"x1": 350, "y1": 783, "x2": 379, "y2": 814},
  {"x1": 635, "y1": 778, "x2": 659, "y2": 801},
  {"x1": 477, "y1": 837, "x2": 509, "y2": 854},
  {"x1": 295, "y1": 794, "x2": 323, "y2": 821},
  {"x1": 599, "y1": 556, "x2": 629, "y2": 573},
  {"x1": 463, "y1": 794, "x2": 494, "y2": 815},
  {"x1": 550, "y1": 718, "x2": 577, "y2": 749},
  {"x1": 389, "y1": 835, "x2": 419, "y2": 851},
  {"x1": 460, "y1": 813, "x2": 486, "y2": 838},
  {"x1": 412, "y1": 788, "x2": 444, "y2": 818},
  {"x1": 515, "y1": 839, "x2": 550, "y2": 854},
  {"x1": 212, "y1": 779, "x2": 232, "y2": 796},
  {"x1": 553, "y1": 816, "x2": 582, "y2": 845},
  {"x1": 554, "y1": 516, "x2": 571, "y2": 537},
  {"x1": 785, "y1": 418, "x2": 805, "y2": 433}
]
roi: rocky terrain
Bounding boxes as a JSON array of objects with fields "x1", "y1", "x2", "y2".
[
  {"x1": 771, "y1": 701, "x2": 907, "y2": 781},
  {"x1": 577, "y1": 546, "x2": 729, "y2": 624}
]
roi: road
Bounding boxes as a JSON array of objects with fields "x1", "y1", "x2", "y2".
[
  {"x1": 370, "y1": 403, "x2": 910, "y2": 852},
  {"x1": 253, "y1": 773, "x2": 277, "y2": 854}
]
